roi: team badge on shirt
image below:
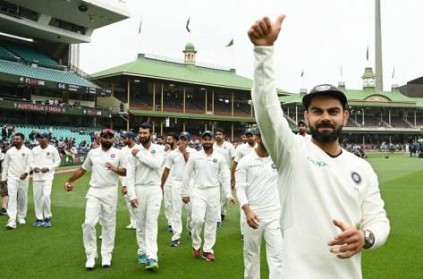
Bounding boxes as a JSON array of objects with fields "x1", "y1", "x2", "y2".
[
  {"x1": 47, "y1": 152, "x2": 50, "y2": 156},
  {"x1": 351, "y1": 172, "x2": 362, "y2": 184},
  {"x1": 111, "y1": 154, "x2": 116, "y2": 158},
  {"x1": 213, "y1": 158, "x2": 217, "y2": 163},
  {"x1": 151, "y1": 150, "x2": 156, "y2": 154},
  {"x1": 271, "y1": 163, "x2": 277, "y2": 169},
  {"x1": 22, "y1": 153, "x2": 25, "y2": 157}
]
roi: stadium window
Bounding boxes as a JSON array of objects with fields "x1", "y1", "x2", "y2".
[{"x1": 49, "y1": 18, "x2": 87, "y2": 35}]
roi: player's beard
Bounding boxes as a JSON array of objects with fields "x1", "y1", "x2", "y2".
[
  {"x1": 140, "y1": 135, "x2": 151, "y2": 145},
  {"x1": 309, "y1": 121, "x2": 343, "y2": 143},
  {"x1": 101, "y1": 141, "x2": 113, "y2": 150},
  {"x1": 203, "y1": 144, "x2": 212, "y2": 152}
]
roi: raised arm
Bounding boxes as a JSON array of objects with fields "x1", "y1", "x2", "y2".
[{"x1": 249, "y1": 15, "x2": 294, "y2": 167}]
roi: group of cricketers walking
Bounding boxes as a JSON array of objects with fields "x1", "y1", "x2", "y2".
[{"x1": 64, "y1": 122, "x2": 269, "y2": 277}]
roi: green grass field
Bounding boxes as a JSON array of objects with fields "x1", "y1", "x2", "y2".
[{"x1": 1, "y1": 153, "x2": 423, "y2": 278}]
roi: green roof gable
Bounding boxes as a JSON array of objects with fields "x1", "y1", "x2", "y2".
[{"x1": 92, "y1": 54, "x2": 252, "y2": 90}]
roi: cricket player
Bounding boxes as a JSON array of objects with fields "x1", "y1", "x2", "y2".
[
  {"x1": 233, "y1": 128, "x2": 256, "y2": 240},
  {"x1": 119, "y1": 131, "x2": 137, "y2": 229},
  {"x1": 212, "y1": 128, "x2": 235, "y2": 225},
  {"x1": 236, "y1": 129, "x2": 283, "y2": 279},
  {"x1": 249, "y1": 15, "x2": 390, "y2": 278},
  {"x1": 297, "y1": 120, "x2": 311, "y2": 139},
  {"x1": 162, "y1": 132, "x2": 178, "y2": 233},
  {"x1": 64, "y1": 128, "x2": 126, "y2": 270},
  {"x1": 126, "y1": 123, "x2": 164, "y2": 272},
  {"x1": 161, "y1": 131, "x2": 196, "y2": 247},
  {"x1": 30, "y1": 132, "x2": 60, "y2": 228},
  {"x1": 1, "y1": 133, "x2": 31, "y2": 229},
  {"x1": 182, "y1": 130, "x2": 236, "y2": 262}
]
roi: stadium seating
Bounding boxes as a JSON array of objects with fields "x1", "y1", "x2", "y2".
[
  {"x1": 389, "y1": 116, "x2": 414, "y2": 128},
  {"x1": 0, "y1": 41, "x2": 64, "y2": 70},
  {"x1": 3, "y1": 124, "x2": 101, "y2": 146},
  {"x1": 0, "y1": 45, "x2": 19, "y2": 61},
  {"x1": 0, "y1": 60, "x2": 97, "y2": 88}
]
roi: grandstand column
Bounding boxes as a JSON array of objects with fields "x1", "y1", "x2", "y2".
[
  {"x1": 183, "y1": 88, "x2": 186, "y2": 113},
  {"x1": 231, "y1": 92, "x2": 234, "y2": 117},
  {"x1": 204, "y1": 89, "x2": 208, "y2": 114},
  {"x1": 153, "y1": 83, "x2": 156, "y2": 111},
  {"x1": 127, "y1": 79, "x2": 130, "y2": 109},
  {"x1": 361, "y1": 109, "x2": 365, "y2": 126},
  {"x1": 294, "y1": 106, "x2": 297, "y2": 123},
  {"x1": 161, "y1": 83, "x2": 164, "y2": 112},
  {"x1": 212, "y1": 89, "x2": 215, "y2": 114}
]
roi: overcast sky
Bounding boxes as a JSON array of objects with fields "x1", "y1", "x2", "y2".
[{"x1": 79, "y1": 0, "x2": 423, "y2": 93}]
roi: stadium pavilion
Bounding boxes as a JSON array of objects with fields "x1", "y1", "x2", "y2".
[
  {"x1": 0, "y1": 0, "x2": 422, "y2": 145},
  {"x1": 0, "y1": 0, "x2": 129, "y2": 144}
]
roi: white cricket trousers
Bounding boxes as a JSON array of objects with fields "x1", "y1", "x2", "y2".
[
  {"x1": 32, "y1": 180, "x2": 53, "y2": 220},
  {"x1": 170, "y1": 180, "x2": 184, "y2": 241},
  {"x1": 133, "y1": 186, "x2": 162, "y2": 261},
  {"x1": 82, "y1": 186, "x2": 118, "y2": 262},
  {"x1": 123, "y1": 193, "x2": 136, "y2": 226},
  {"x1": 6, "y1": 178, "x2": 29, "y2": 221},
  {"x1": 219, "y1": 187, "x2": 227, "y2": 221},
  {"x1": 243, "y1": 213, "x2": 284, "y2": 279},
  {"x1": 163, "y1": 180, "x2": 173, "y2": 226},
  {"x1": 191, "y1": 186, "x2": 220, "y2": 253}
]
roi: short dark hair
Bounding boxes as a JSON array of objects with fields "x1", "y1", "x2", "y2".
[
  {"x1": 139, "y1": 122, "x2": 153, "y2": 133},
  {"x1": 14, "y1": 133, "x2": 25, "y2": 140},
  {"x1": 166, "y1": 132, "x2": 179, "y2": 141},
  {"x1": 298, "y1": 120, "x2": 307, "y2": 126},
  {"x1": 215, "y1": 127, "x2": 225, "y2": 134}
]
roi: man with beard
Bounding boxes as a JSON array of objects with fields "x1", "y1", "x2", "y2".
[
  {"x1": 120, "y1": 131, "x2": 138, "y2": 229},
  {"x1": 212, "y1": 127, "x2": 235, "y2": 226},
  {"x1": 30, "y1": 132, "x2": 61, "y2": 228},
  {"x1": 161, "y1": 131, "x2": 196, "y2": 247},
  {"x1": 162, "y1": 132, "x2": 178, "y2": 233},
  {"x1": 235, "y1": 128, "x2": 283, "y2": 279},
  {"x1": 126, "y1": 123, "x2": 164, "y2": 272},
  {"x1": 182, "y1": 131, "x2": 236, "y2": 262},
  {"x1": 232, "y1": 128, "x2": 256, "y2": 240},
  {"x1": 248, "y1": 15, "x2": 390, "y2": 278},
  {"x1": 64, "y1": 129, "x2": 126, "y2": 270},
  {"x1": 1, "y1": 133, "x2": 31, "y2": 229},
  {"x1": 297, "y1": 120, "x2": 311, "y2": 139}
]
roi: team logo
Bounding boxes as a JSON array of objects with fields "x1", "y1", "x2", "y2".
[
  {"x1": 151, "y1": 150, "x2": 156, "y2": 154},
  {"x1": 47, "y1": 152, "x2": 50, "y2": 156},
  {"x1": 111, "y1": 154, "x2": 116, "y2": 158},
  {"x1": 22, "y1": 153, "x2": 25, "y2": 156},
  {"x1": 213, "y1": 158, "x2": 217, "y2": 163},
  {"x1": 271, "y1": 163, "x2": 277, "y2": 169},
  {"x1": 351, "y1": 172, "x2": 361, "y2": 184},
  {"x1": 315, "y1": 85, "x2": 331, "y2": 91}
]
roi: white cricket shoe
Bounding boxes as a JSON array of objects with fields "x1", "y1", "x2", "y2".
[
  {"x1": 85, "y1": 258, "x2": 96, "y2": 270},
  {"x1": 6, "y1": 219, "x2": 17, "y2": 229}
]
